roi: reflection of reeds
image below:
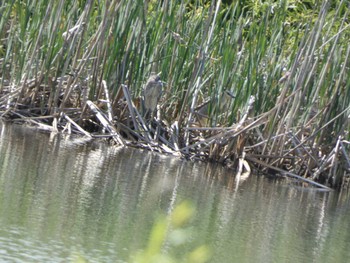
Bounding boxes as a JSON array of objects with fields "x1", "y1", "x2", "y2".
[{"x1": 0, "y1": 1, "x2": 349, "y2": 189}]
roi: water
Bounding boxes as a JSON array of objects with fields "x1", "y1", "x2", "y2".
[{"x1": 0, "y1": 122, "x2": 350, "y2": 262}]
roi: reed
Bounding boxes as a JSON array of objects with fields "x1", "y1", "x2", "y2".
[{"x1": 0, "y1": 0, "x2": 349, "y2": 189}]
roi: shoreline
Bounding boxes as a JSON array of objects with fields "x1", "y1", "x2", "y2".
[{"x1": 0, "y1": 94, "x2": 339, "y2": 191}]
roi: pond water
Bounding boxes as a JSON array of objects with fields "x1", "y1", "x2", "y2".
[{"x1": 0, "y1": 122, "x2": 350, "y2": 262}]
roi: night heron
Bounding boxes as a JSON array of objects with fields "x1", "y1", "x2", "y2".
[{"x1": 142, "y1": 74, "x2": 163, "y2": 119}]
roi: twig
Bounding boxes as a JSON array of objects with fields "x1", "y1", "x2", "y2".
[
  {"x1": 170, "y1": 121, "x2": 180, "y2": 151},
  {"x1": 312, "y1": 149, "x2": 335, "y2": 180},
  {"x1": 102, "y1": 80, "x2": 113, "y2": 122},
  {"x1": 329, "y1": 136, "x2": 341, "y2": 182},
  {"x1": 121, "y1": 84, "x2": 146, "y2": 140}
]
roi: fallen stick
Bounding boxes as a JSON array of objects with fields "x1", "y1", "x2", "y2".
[
  {"x1": 62, "y1": 112, "x2": 92, "y2": 138},
  {"x1": 86, "y1": 100, "x2": 124, "y2": 145},
  {"x1": 246, "y1": 156, "x2": 333, "y2": 191},
  {"x1": 8, "y1": 110, "x2": 55, "y2": 131},
  {"x1": 121, "y1": 84, "x2": 140, "y2": 133}
]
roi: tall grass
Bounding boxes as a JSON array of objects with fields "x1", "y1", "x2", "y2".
[{"x1": 0, "y1": 0, "x2": 349, "y2": 188}]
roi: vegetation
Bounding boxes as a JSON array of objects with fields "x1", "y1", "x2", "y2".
[
  {"x1": 130, "y1": 201, "x2": 211, "y2": 263},
  {"x1": 72, "y1": 201, "x2": 211, "y2": 263},
  {"x1": 0, "y1": 0, "x2": 349, "y2": 189}
]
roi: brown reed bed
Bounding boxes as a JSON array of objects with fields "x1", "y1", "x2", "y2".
[{"x1": 1, "y1": 0, "x2": 349, "y2": 190}]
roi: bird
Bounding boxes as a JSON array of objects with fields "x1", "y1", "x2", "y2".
[{"x1": 142, "y1": 74, "x2": 163, "y2": 120}]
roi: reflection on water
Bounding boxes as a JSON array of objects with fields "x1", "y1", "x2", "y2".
[{"x1": 0, "y1": 122, "x2": 350, "y2": 262}]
